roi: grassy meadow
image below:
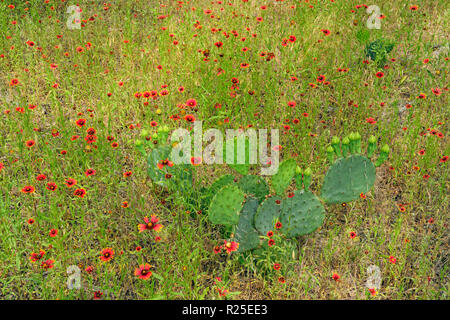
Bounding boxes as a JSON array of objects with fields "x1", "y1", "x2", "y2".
[{"x1": 0, "y1": 0, "x2": 448, "y2": 300}]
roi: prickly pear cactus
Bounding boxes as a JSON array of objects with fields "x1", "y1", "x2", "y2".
[
  {"x1": 234, "y1": 198, "x2": 260, "y2": 252},
  {"x1": 280, "y1": 190, "x2": 325, "y2": 237},
  {"x1": 208, "y1": 185, "x2": 245, "y2": 226},
  {"x1": 365, "y1": 39, "x2": 395, "y2": 67},
  {"x1": 321, "y1": 154, "x2": 376, "y2": 204},
  {"x1": 254, "y1": 195, "x2": 282, "y2": 234},
  {"x1": 271, "y1": 159, "x2": 297, "y2": 195},
  {"x1": 238, "y1": 175, "x2": 269, "y2": 202}
]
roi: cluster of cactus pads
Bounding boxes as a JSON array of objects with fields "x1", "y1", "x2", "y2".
[
  {"x1": 205, "y1": 133, "x2": 389, "y2": 253},
  {"x1": 136, "y1": 128, "x2": 389, "y2": 253}
]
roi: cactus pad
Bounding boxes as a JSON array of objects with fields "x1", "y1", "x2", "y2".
[
  {"x1": 321, "y1": 154, "x2": 376, "y2": 204},
  {"x1": 234, "y1": 198, "x2": 261, "y2": 252},
  {"x1": 202, "y1": 174, "x2": 235, "y2": 210},
  {"x1": 280, "y1": 190, "x2": 325, "y2": 237},
  {"x1": 271, "y1": 159, "x2": 297, "y2": 195},
  {"x1": 208, "y1": 185, "x2": 245, "y2": 226},
  {"x1": 238, "y1": 175, "x2": 269, "y2": 202},
  {"x1": 254, "y1": 195, "x2": 282, "y2": 234}
]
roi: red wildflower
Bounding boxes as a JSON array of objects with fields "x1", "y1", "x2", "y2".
[
  {"x1": 85, "y1": 169, "x2": 96, "y2": 176},
  {"x1": 134, "y1": 264, "x2": 152, "y2": 280},
  {"x1": 36, "y1": 174, "x2": 47, "y2": 181},
  {"x1": 46, "y1": 182, "x2": 57, "y2": 191},
  {"x1": 317, "y1": 74, "x2": 326, "y2": 83},
  {"x1": 157, "y1": 159, "x2": 174, "y2": 170},
  {"x1": 76, "y1": 119, "x2": 86, "y2": 127},
  {"x1": 184, "y1": 114, "x2": 196, "y2": 122},
  {"x1": 30, "y1": 250, "x2": 45, "y2": 262},
  {"x1": 100, "y1": 248, "x2": 114, "y2": 262},
  {"x1": 21, "y1": 185, "x2": 35, "y2": 194},
  {"x1": 366, "y1": 117, "x2": 377, "y2": 124},
  {"x1": 223, "y1": 240, "x2": 239, "y2": 254},
  {"x1": 138, "y1": 216, "x2": 163, "y2": 233},
  {"x1": 65, "y1": 178, "x2": 77, "y2": 187},
  {"x1": 190, "y1": 157, "x2": 202, "y2": 166},
  {"x1": 287, "y1": 101, "x2": 296, "y2": 108},
  {"x1": 41, "y1": 259, "x2": 55, "y2": 270},
  {"x1": 123, "y1": 171, "x2": 133, "y2": 177},
  {"x1": 186, "y1": 99, "x2": 197, "y2": 108},
  {"x1": 73, "y1": 188, "x2": 86, "y2": 198}
]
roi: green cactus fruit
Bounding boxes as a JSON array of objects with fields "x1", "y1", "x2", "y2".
[
  {"x1": 208, "y1": 185, "x2": 245, "y2": 226},
  {"x1": 295, "y1": 166, "x2": 303, "y2": 189},
  {"x1": 342, "y1": 137, "x2": 350, "y2": 157},
  {"x1": 238, "y1": 175, "x2": 269, "y2": 202},
  {"x1": 331, "y1": 136, "x2": 341, "y2": 157},
  {"x1": 303, "y1": 167, "x2": 312, "y2": 190},
  {"x1": 271, "y1": 159, "x2": 297, "y2": 195},
  {"x1": 355, "y1": 132, "x2": 362, "y2": 153},
  {"x1": 321, "y1": 154, "x2": 376, "y2": 204},
  {"x1": 234, "y1": 198, "x2": 261, "y2": 252},
  {"x1": 254, "y1": 195, "x2": 282, "y2": 234},
  {"x1": 367, "y1": 135, "x2": 377, "y2": 158},
  {"x1": 224, "y1": 135, "x2": 251, "y2": 175},
  {"x1": 375, "y1": 144, "x2": 390, "y2": 167},
  {"x1": 280, "y1": 190, "x2": 325, "y2": 237},
  {"x1": 349, "y1": 132, "x2": 357, "y2": 154},
  {"x1": 327, "y1": 146, "x2": 335, "y2": 163}
]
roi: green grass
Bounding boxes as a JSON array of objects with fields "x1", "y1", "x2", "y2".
[{"x1": 0, "y1": 0, "x2": 448, "y2": 300}]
